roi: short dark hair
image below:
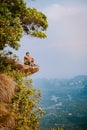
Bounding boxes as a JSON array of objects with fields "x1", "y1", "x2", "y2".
[{"x1": 26, "y1": 52, "x2": 30, "y2": 54}]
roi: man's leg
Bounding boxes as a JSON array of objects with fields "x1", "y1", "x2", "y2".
[{"x1": 31, "y1": 58, "x2": 34, "y2": 65}]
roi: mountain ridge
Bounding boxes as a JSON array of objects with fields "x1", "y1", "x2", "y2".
[{"x1": 33, "y1": 75, "x2": 87, "y2": 130}]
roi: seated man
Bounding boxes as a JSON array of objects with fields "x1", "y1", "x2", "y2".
[{"x1": 24, "y1": 52, "x2": 34, "y2": 66}]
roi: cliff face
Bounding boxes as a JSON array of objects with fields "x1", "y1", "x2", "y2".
[
  {"x1": 0, "y1": 62, "x2": 39, "y2": 130},
  {"x1": 0, "y1": 58, "x2": 40, "y2": 130},
  {"x1": 0, "y1": 74, "x2": 16, "y2": 130}
]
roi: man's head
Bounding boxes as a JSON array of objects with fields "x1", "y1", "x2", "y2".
[{"x1": 26, "y1": 52, "x2": 30, "y2": 55}]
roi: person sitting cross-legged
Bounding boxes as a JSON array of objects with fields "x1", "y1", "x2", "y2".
[{"x1": 24, "y1": 52, "x2": 35, "y2": 66}]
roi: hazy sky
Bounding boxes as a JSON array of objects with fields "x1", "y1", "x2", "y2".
[{"x1": 13, "y1": 0, "x2": 87, "y2": 79}]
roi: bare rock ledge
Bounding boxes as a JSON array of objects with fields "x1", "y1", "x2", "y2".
[
  {"x1": 14, "y1": 61, "x2": 39, "y2": 76},
  {"x1": 0, "y1": 57, "x2": 39, "y2": 76}
]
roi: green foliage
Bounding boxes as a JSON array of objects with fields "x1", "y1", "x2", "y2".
[
  {"x1": 22, "y1": 7, "x2": 48, "y2": 36},
  {"x1": 4, "y1": 66, "x2": 23, "y2": 82},
  {"x1": 0, "y1": 62, "x2": 45, "y2": 129},
  {"x1": 0, "y1": 0, "x2": 48, "y2": 50},
  {"x1": 50, "y1": 128, "x2": 64, "y2": 130},
  {"x1": 32, "y1": 31, "x2": 47, "y2": 38},
  {"x1": 0, "y1": 51, "x2": 19, "y2": 75},
  {"x1": 12, "y1": 78, "x2": 45, "y2": 130}
]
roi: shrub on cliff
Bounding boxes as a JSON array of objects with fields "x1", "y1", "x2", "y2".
[{"x1": 0, "y1": 70, "x2": 45, "y2": 130}]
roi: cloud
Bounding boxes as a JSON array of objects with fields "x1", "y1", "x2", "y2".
[
  {"x1": 38, "y1": 4, "x2": 87, "y2": 78},
  {"x1": 43, "y1": 3, "x2": 87, "y2": 49},
  {"x1": 43, "y1": 4, "x2": 80, "y2": 20}
]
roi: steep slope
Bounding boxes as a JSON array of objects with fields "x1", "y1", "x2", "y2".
[
  {"x1": 0, "y1": 74, "x2": 16, "y2": 130},
  {"x1": 0, "y1": 60, "x2": 39, "y2": 130}
]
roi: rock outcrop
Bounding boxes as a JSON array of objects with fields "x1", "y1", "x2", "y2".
[
  {"x1": 14, "y1": 61, "x2": 39, "y2": 76},
  {"x1": 0, "y1": 57, "x2": 39, "y2": 76}
]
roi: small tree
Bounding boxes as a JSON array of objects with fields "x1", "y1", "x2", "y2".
[
  {"x1": 0, "y1": 0, "x2": 48, "y2": 50},
  {"x1": 12, "y1": 77, "x2": 45, "y2": 130}
]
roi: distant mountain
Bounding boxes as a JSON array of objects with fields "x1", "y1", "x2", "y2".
[
  {"x1": 72, "y1": 75, "x2": 87, "y2": 80},
  {"x1": 68, "y1": 75, "x2": 87, "y2": 87},
  {"x1": 33, "y1": 75, "x2": 87, "y2": 130}
]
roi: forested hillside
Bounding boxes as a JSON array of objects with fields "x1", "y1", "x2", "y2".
[{"x1": 33, "y1": 76, "x2": 87, "y2": 130}]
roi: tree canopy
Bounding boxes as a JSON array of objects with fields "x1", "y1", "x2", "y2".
[{"x1": 0, "y1": 0, "x2": 48, "y2": 50}]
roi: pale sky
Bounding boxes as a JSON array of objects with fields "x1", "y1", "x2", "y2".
[{"x1": 12, "y1": 0, "x2": 87, "y2": 79}]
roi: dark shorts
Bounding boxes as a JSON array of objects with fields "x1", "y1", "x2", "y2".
[{"x1": 24, "y1": 61, "x2": 30, "y2": 65}]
